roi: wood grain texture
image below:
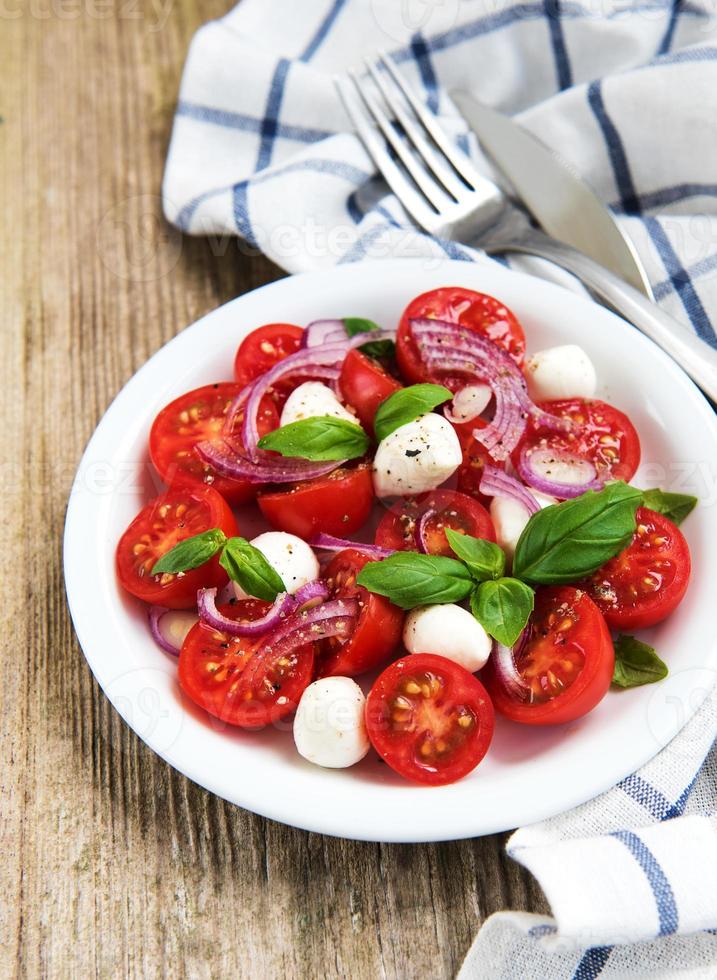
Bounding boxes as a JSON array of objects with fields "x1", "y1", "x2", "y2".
[{"x1": 0, "y1": 2, "x2": 548, "y2": 976}]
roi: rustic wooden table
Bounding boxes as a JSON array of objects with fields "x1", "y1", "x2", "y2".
[{"x1": 0, "y1": 2, "x2": 547, "y2": 976}]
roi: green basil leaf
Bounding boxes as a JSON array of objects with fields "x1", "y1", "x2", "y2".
[
  {"x1": 470, "y1": 578, "x2": 534, "y2": 647},
  {"x1": 612, "y1": 634, "x2": 668, "y2": 688},
  {"x1": 219, "y1": 537, "x2": 286, "y2": 602},
  {"x1": 445, "y1": 529, "x2": 506, "y2": 582},
  {"x1": 356, "y1": 553, "x2": 473, "y2": 609},
  {"x1": 342, "y1": 316, "x2": 382, "y2": 337},
  {"x1": 151, "y1": 528, "x2": 227, "y2": 575},
  {"x1": 512, "y1": 481, "x2": 643, "y2": 585},
  {"x1": 641, "y1": 488, "x2": 698, "y2": 526},
  {"x1": 359, "y1": 338, "x2": 396, "y2": 360},
  {"x1": 257, "y1": 417, "x2": 369, "y2": 462},
  {"x1": 373, "y1": 383, "x2": 452, "y2": 442}
]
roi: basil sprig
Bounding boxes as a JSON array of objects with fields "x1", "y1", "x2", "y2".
[
  {"x1": 513, "y1": 481, "x2": 643, "y2": 584},
  {"x1": 445, "y1": 529, "x2": 505, "y2": 581},
  {"x1": 342, "y1": 317, "x2": 395, "y2": 360},
  {"x1": 257, "y1": 416, "x2": 369, "y2": 461},
  {"x1": 373, "y1": 383, "x2": 452, "y2": 442},
  {"x1": 356, "y1": 553, "x2": 473, "y2": 608},
  {"x1": 471, "y1": 578, "x2": 535, "y2": 648},
  {"x1": 612, "y1": 635, "x2": 668, "y2": 688},
  {"x1": 151, "y1": 529, "x2": 227, "y2": 575},
  {"x1": 151, "y1": 530, "x2": 285, "y2": 601},
  {"x1": 641, "y1": 488, "x2": 698, "y2": 526}
]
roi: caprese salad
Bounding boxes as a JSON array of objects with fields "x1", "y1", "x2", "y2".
[{"x1": 116, "y1": 286, "x2": 696, "y2": 786}]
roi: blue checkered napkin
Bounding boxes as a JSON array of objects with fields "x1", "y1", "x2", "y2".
[{"x1": 163, "y1": 2, "x2": 717, "y2": 975}]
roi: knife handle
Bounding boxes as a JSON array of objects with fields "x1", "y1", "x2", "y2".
[{"x1": 487, "y1": 229, "x2": 717, "y2": 404}]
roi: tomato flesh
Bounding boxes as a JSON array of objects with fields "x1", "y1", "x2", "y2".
[
  {"x1": 339, "y1": 349, "x2": 402, "y2": 432},
  {"x1": 375, "y1": 489, "x2": 495, "y2": 557},
  {"x1": 366, "y1": 653, "x2": 495, "y2": 785},
  {"x1": 258, "y1": 463, "x2": 374, "y2": 538},
  {"x1": 116, "y1": 485, "x2": 238, "y2": 608},
  {"x1": 456, "y1": 419, "x2": 504, "y2": 507},
  {"x1": 481, "y1": 586, "x2": 614, "y2": 725},
  {"x1": 516, "y1": 397, "x2": 641, "y2": 485},
  {"x1": 234, "y1": 323, "x2": 303, "y2": 405},
  {"x1": 149, "y1": 383, "x2": 279, "y2": 505},
  {"x1": 584, "y1": 507, "x2": 691, "y2": 630},
  {"x1": 318, "y1": 549, "x2": 404, "y2": 678},
  {"x1": 179, "y1": 599, "x2": 315, "y2": 728},
  {"x1": 396, "y1": 287, "x2": 526, "y2": 391}
]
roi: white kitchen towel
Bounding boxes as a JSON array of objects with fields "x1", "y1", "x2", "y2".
[{"x1": 162, "y1": 2, "x2": 717, "y2": 976}]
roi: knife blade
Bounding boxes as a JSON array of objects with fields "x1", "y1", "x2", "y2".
[{"x1": 451, "y1": 90, "x2": 654, "y2": 299}]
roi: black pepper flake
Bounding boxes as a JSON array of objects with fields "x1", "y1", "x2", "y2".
[{"x1": 405, "y1": 449, "x2": 421, "y2": 457}]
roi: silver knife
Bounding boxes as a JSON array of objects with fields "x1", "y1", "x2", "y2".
[{"x1": 451, "y1": 90, "x2": 654, "y2": 299}]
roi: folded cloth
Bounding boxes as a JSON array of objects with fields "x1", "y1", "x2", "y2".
[{"x1": 163, "y1": 2, "x2": 717, "y2": 975}]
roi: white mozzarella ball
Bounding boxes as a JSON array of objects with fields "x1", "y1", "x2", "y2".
[
  {"x1": 233, "y1": 531, "x2": 319, "y2": 600},
  {"x1": 293, "y1": 677, "x2": 370, "y2": 769},
  {"x1": 280, "y1": 381, "x2": 356, "y2": 427},
  {"x1": 525, "y1": 345, "x2": 597, "y2": 401},
  {"x1": 372, "y1": 413, "x2": 462, "y2": 498},
  {"x1": 490, "y1": 491, "x2": 557, "y2": 560},
  {"x1": 448, "y1": 383, "x2": 492, "y2": 422},
  {"x1": 403, "y1": 604, "x2": 492, "y2": 673}
]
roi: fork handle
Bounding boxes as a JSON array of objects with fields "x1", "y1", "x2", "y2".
[{"x1": 485, "y1": 229, "x2": 717, "y2": 404}]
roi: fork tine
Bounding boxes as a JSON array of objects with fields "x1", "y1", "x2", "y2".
[
  {"x1": 334, "y1": 75, "x2": 438, "y2": 231},
  {"x1": 365, "y1": 59, "x2": 465, "y2": 202},
  {"x1": 350, "y1": 70, "x2": 450, "y2": 212},
  {"x1": 378, "y1": 51, "x2": 483, "y2": 190}
]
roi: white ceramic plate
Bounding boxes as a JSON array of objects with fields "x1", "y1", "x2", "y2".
[{"x1": 64, "y1": 258, "x2": 717, "y2": 842}]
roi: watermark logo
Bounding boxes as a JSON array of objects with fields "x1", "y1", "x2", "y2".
[
  {"x1": 370, "y1": 0, "x2": 461, "y2": 43},
  {"x1": 96, "y1": 193, "x2": 183, "y2": 282}
]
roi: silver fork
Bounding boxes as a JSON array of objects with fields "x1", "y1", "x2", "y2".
[{"x1": 336, "y1": 55, "x2": 717, "y2": 403}]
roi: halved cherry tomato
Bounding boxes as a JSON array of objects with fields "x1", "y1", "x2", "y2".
[
  {"x1": 149, "y1": 383, "x2": 279, "y2": 505},
  {"x1": 396, "y1": 286, "x2": 526, "y2": 390},
  {"x1": 179, "y1": 600, "x2": 315, "y2": 728},
  {"x1": 339, "y1": 349, "x2": 402, "y2": 432},
  {"x1": 584, "y1": 507, "x2": 691, "y2": 630},
  {"x1": 515, "y1": 397, "x2": 641, "y2": 484},
  {"x1": 456, "y1": 419, "x2": 503, "y2": 507},
  {"x1": 116, "y1": 485, "x2": 237, "y2": 608},
  {"x1": 234, "y1": 322, "x2": 304, "y2": 406},
  {"x1": 258, "y1": 463, "x2": 374, "y2": 538},
  {"x1": 375, "y1": 489, "x2": 495, "y2": 557},
  {"x1": 318, "y1": 549, "x2": 404, "y2": 678},
  {"x1": 365, "y1": 653, "x2": 495, "y2": 785},
  {"x1": 481, "y1": 586, "x2": 614, "y2": 726}
]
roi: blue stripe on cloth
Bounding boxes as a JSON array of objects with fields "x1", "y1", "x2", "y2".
[
  {"x1": 338, "y1": 223, "x2": 393, "y2": 263},
  {"x1": 587, "y1": 80, "x2": 640, "y2": 214},
  {"x1": 176, "y1": 101, "x2": 332, "y2": 143},
  {"x1": 232, "y1": 180, "x2": 258, "y2": 247},
  {"x1": 256, "y1": 58, "x2": 292, "y2": 170},
  {"x1": 614, "y1": 181, "x2": 717, "y2": 213},
  {"x1": 645, "y1": 217, "x2": 717, "y2": 344},
  {"x1": 653, "y1": 44, "x2": 717, "y2": 67},
  {"x1": 572, "y1": 946, "x2": 613, "y2": 980},
  {"x1": 544, "y1": 0, "x2": 573, "y2": 90},
  {"x1": 619, "y1": 770, "x2": 699, "y2": 820},
  {"x1": 611, "y1": 830, "x2": 679, "y2": 936},
  {"x1": 299, "y1": 0, "x2": 349, "y2": 61},
  {"x1": 654, "y1": 251, "x2": 717, "y2": 301},
  {"x1": 528, "y1": 923, "x2": 558, "y2": 938},
  {"x1": 410, "y1": 33, "x2": 440, "y2": 113},
  {"x1": 657, "y1": 0, "x2": 683, "y2": 54}
]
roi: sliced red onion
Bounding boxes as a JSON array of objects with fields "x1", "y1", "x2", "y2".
[
  {"x1": 197, "y1": 587, "x2": 296, "y2": 637},
  {"x1": 415, "y1": 509, "x2": 435, "y2": 554},
  {"x1": 148, "y1": 607, "x2": 198, "y2": 656},
  {"x1": 409, "y1": 318, "x2": 571, "y2": 460},
  {"x1": 517, "y1": 446, "x2": 603, "y2": 499},
  {"x1": 443, "y1": 383, "x2": 492, "y2": 425},
  {"x1": 492, "y1": 636, "x2": 533, "y2": 700},
  {"x1": 309, "y1": 534, "x2": 396, "y2": 559},
  {"x1": 302, "y1": 319, "x2": 348, "y2": 348},
  {"x1": 196, "y1": 438, "x2": 343, "y2": 484},
  {"x1": 293, "y1": 580, "x2": 330, "y2": 607},
  {"x1": 479, "y1": 464, "x2": 541, "y2": 515},
  {"x1": 258, "y1": 597, "x2": 359, "y2": 656}
]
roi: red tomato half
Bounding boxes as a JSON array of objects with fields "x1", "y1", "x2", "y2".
[
  {"x1": 481, "y1": 586, "x2": 614, "y2": 726},
  {"x1": 396, "y1": 287, "x2": 526, "y2": 390},
  {"x1": 179, "y1": 600, "x2": 315, "y2": 728},
  {"x1": 584, "y1": 507, "x2": 691, "y2": 630},
  {"x1": 116, "y1": 485, "x2": 238, "y2": 608},
  {"x1": 366, "y1": 654, "x2": 495, "y2": 785},
  {"x1": 516, "y1": 398, "x2": 641, "y2": 484},
  {"x1": 149, "y1": 383, "x2": 279, "y2": 505},
  {"x1": 318, "y1": 549, "x2": 404, "y2": 678},
  {"x1": 375, "y1": 489, "x2": 495, "y2": 557},
  {"x1": 258, "y1": 463, "x2": 374, "y2": 538},
  {"x1": 456, "y1": 419, "x2": 503, "y2": 507},
  {"x1": 339, "y1": 349, "x2": 402, "y2": 432},
  {"x1": 233, "y1": 322, "x2": 303, "y2": 386}
]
